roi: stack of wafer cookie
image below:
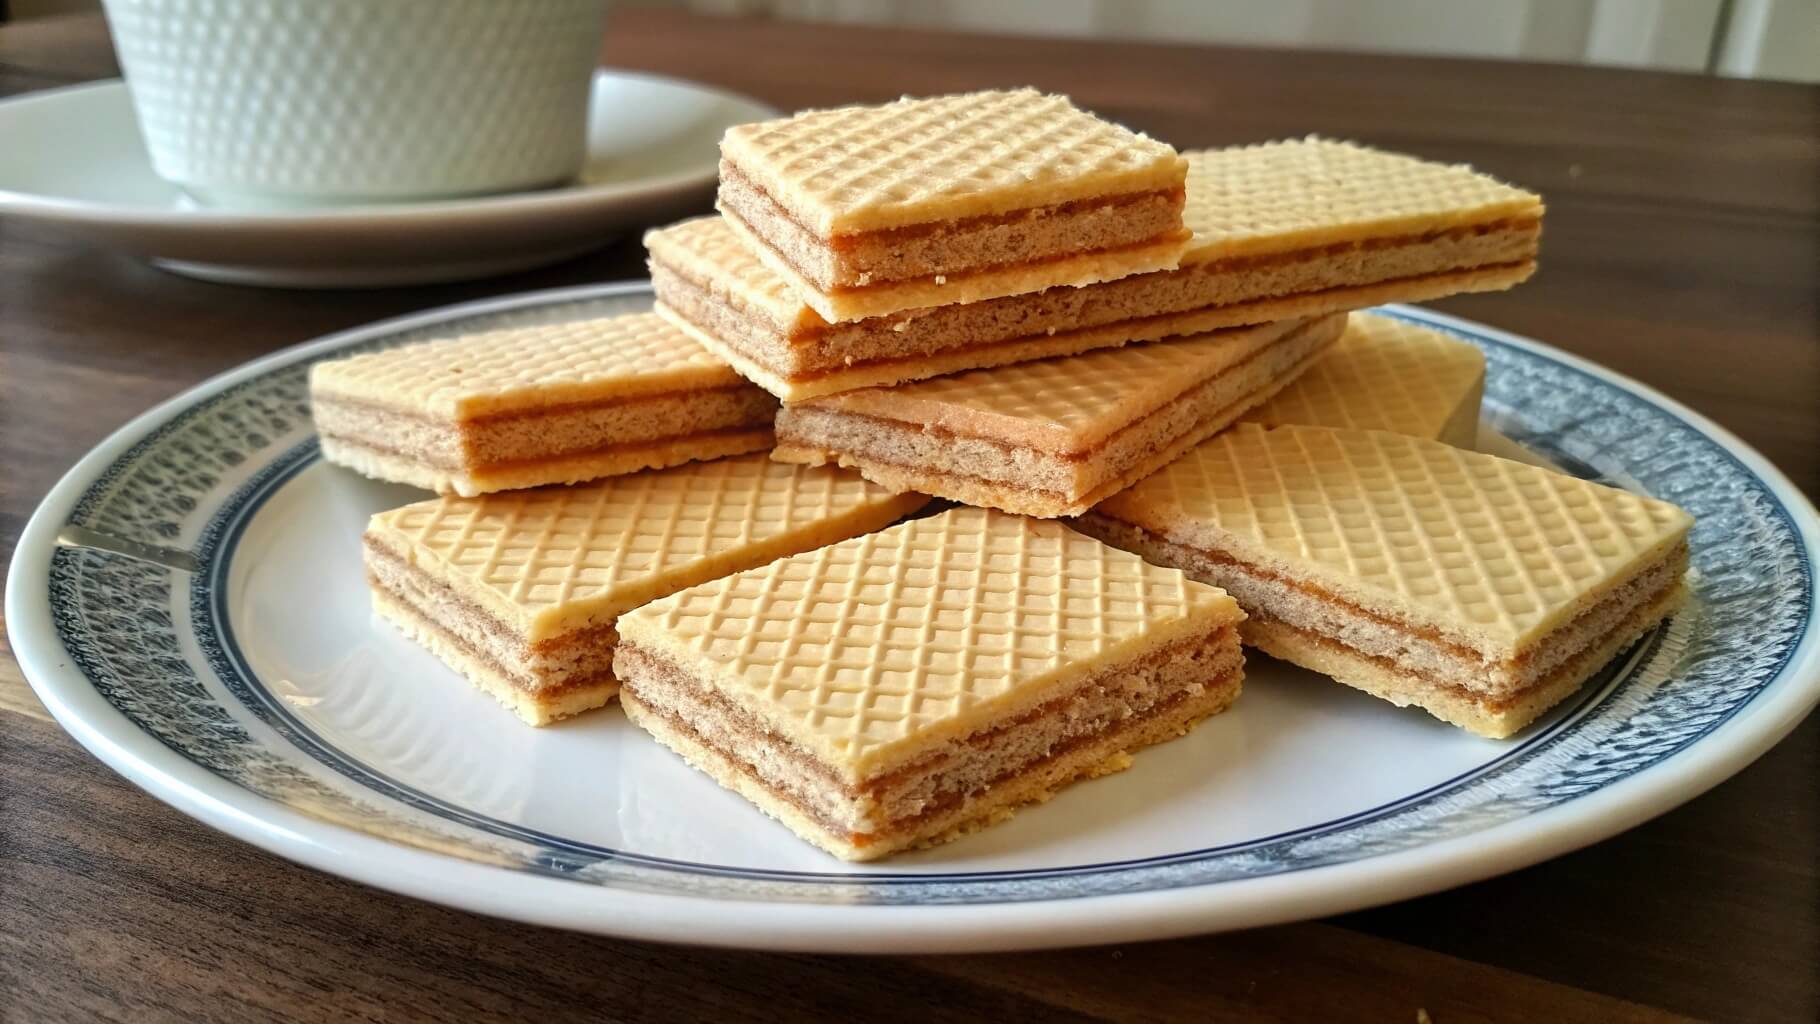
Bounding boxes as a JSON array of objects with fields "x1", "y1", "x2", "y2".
[
  {"x1": 310, "y1": 312, "x2": 929, "y2": 726},
  {"x1": 654, "y1": 119, "x2": 1548, "y2": 517},
  {"x1": 308, "y1": 86, "x2": 1697, "y2": 861},
  {"x1": 651, "y1": 134, "x2": 1537, "y2": 401}
]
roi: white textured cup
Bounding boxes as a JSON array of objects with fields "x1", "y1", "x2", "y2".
[{"x1": 102, "y1": 0, "x2": 607, "y2": 205}]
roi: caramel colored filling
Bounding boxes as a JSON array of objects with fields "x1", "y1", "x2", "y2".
[
  {"x1": 775, "y1": 319, "x2": 1334, "y2": 512},
  {"x1": 722, "y1": 165, "x2": 1191, "y2": 295},
  {"x1": 628, "y1": 696, "x2": 863, "y2": 841},
  {"x1": 743, "y1": 217, "x2": 1534, "y2": 343},
  {"x1": 1248, "y1": 581, "x2": 1673, "y2": 713},
  {"x1": 723, "y1": 163, "x2": 1184, "y2": 250},
  {"x1": 1189, "y1": 545, "x2": 1504, "y2": 667},
  {"x1": 368, "y1": 567, "x2": 618, "y2": 700},
  {"x1": 1089, "y1": 514, "x2": 1688, "y2": 673},
  {"x1": 802, "y1": 221, "x2": 1535, "y2": 344},
  {"x1": 621, "y1": 630, "x2": 1239, "y2": 848},
  {"x1": 861, "y1": 635, "x2": 1239, "y2": 801},
  {"x1": 796, "y1": 317, "x2": 1328, "y2": 461},
  {"x1": 365, "y1": 539, "x2": 617, "y2": 682},
  {"x1": 631, "y1": 668, "x2": 1238, "y2": 849},
  {"x1": 320, "y1": 422, "x2": 772, "y2": 474},
  {"x1": 316, "y1": 382, "x2": 756, "y2": 427},
  {"x1": 741, "y1": 212, "x2": 1194, "y2": 298},
  {"x1": 1182, "y1": 216, "x2": 1539, "y2": 276},
  {"x1": 828, "y1": 186, "x2": 1189, "y2": 249},
  {"x1": 655, "y1": 214, "x2": 1530, "y2": 400}
]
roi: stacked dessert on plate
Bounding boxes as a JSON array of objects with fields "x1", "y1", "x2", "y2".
[{"x1": 311, "y1": 89, "x2": 1693, "y2": 861}]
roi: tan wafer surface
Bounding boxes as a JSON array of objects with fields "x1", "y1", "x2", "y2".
[
  {"x1": 310, "y1": 312, "x2": 743, "y2": 418},
  {"x1": 645, "y1": 217, "x2": 817, "y2": 336},
  {"x1": 1094, "y1": 425, "x2": 1691, "y2": 653},
  {"x1": 661, "y1": 138, "x2": 1537, "y2": 339},
  {"x1": 797, "y1": 319, "x2": 1313, "y2": 454},
  {"x1": 366, "y1": 453, "x2": 927, "y2": 644},
  {"x1": 721, "y1": 88, "x2": 1186, "y2": 234},
  {"x1": 1241, "y1": 313, "x2": 1486, "y2": 445},
  {"x1": 1178, "y1": 137, "x2": 1542, "y2": 261},
  {"x1": 617, "y1": 506, "x2": 1242, "y2": 777}
]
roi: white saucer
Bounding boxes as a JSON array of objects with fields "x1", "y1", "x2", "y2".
[{"x1": 0, "y1": 73, "x2": 775, "y2": 287}]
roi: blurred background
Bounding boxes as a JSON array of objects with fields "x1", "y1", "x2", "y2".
[{"x1": 14, "y1": 0, "x2": 1814, "y2": 83}]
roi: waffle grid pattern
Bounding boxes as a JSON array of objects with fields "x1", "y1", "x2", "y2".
[
  {"x1": 723, "y1": 89, "x2": 1182, "y2": 232},
  {"x1": 1244, "y1": 314, "x2": 1484, "y2": 438},
  {"x1": 371, "y1": 454, "x2": 904, "y2": 618},
  {"x1": 1181, "y1": 138, "x2": 1541, "y2": 251},
  {"x1": 819, "y1": 323, "x2": 1286, "y2": 445},
  {"x1": 1114, "y1": 426, "x2": 1690, "y2": 642},
  {"x1": 626, "y1": 507, "x2": 1231, "y2": 761},
  {"x1": 312, "y1": 312, "x2": 736, "y2": 416}
]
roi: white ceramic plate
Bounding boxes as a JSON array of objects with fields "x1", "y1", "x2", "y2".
[
  {"x1": 8, "y1": 284, "x2": 1818, "y2": 953},
  {"x1": 0, "y1": 74, "x2": 774, "y2": 287}
]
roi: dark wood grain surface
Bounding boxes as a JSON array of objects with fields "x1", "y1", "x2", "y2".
[{"x1": 2, "y1": 10, "x2": 1816, "y2": 1023}]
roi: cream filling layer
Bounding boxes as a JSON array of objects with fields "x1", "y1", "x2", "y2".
[
  {"x1": 773, "y1": 317, "x2": 1339, "y2": 498},
  {"x1": 314, "y1": 388, "x2": 777, "y2": 471},
  {"x1": 616, "y1": 627, "x2": 1240, "y2": 839},
  {"x1": 365, "y1": 538, "x2": 616, "y2": 691},
  {"x1": 1075, "y1": 515, "x2": 1690, "y2": 699},
  {"x1": 651, "y1": 218, "x2": 1537, "y2": 373}
]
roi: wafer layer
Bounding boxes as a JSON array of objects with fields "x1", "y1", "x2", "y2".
[
  {"x1": 1080, "y1": 425, "x2": 1692, "y2": 737},
  {"x1": 615, "y1": 506, "x2": 1245, "y2": 859},
  {"x1": 652, "y1": 139, "x2": 1538, "y2": 398},
  {"x1": 1240, "y1": 313, "x2": 1487, "y2": 447},
  {"x1": 718, "y1": 89, "x2": 1190, "y2": 322},
  {"x1": 364, "y1": 453, "x2": 927, "y2": 725},
  {"x1": 312, "y1": 312, "x2": 780, "y2": 495},
  {"x1": 1179, "y1": 137, "x2": 1541, "y2": 260},
  {"x1": 772, "y1": 316, "x2": 1345, "y2": 517}
]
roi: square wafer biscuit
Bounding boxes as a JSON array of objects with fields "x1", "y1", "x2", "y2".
[
  {"x1": 1180, "y1": 137, "x2": 1540, "y2": 259},
  {"x1": 1240, "y1": 313, "x2": 1487, "y2": 447},
  {"x1": 365, "y1": 453, "x2": 928, "y2": 725},
  {"x1": 1077, "y1": 425, "x2": 1692, "y2": 738},
  {"x1": 312, "y1": 312, "x2": 779, "y2": 496},
  {"x1": 772, "y1": 315, "x2": 1346, "y2": 518},
  {"x1": 653, "y1": 139, "x2": 1538, "y2": 400},
  {"x1": 717, "y1": 88, "x2": 1191, "y2": 323},
  {"x1": 614, "y1": 506, "x2": 1246, "y2": 860}
]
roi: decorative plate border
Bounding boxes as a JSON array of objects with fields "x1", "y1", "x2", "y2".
[{"x1": 12, "y1": 283, "x2": 1818, "y2": 924}]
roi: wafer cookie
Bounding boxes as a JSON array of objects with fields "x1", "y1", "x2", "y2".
[
  {"x1": 615, "y1": 506, "x2": 1246, "y2": 860},
  {"x1": 655, "y1": 139, "x2": 1537, "y2": 400},
  {"x1": 772, "y1": 315, "x2": 1345, "y2": 517},
  {"x1": 366, "y1": 453, "x2": 927, "y2": 725},
  {"x1": 312, "y1": 312, "x2": 777, "y2": 496},
  {"x1": 717, "y1": 88, "x2": 1190, "y2": 323},
  {"x1": 1241, "y1": 313, "x2": 1486, "y2": 447},
  {"x1": 1077, "y1": 425, "x2": 1692, "y2": 738}
]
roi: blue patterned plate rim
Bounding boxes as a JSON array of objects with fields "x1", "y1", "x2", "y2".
[{"x1": 8, "y1": 282, "x2": 1818, "y2": 952}]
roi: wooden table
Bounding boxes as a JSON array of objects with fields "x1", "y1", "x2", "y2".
[{"x1": 3, "y1": 10, "x2": 1815, "y2": 1022}]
